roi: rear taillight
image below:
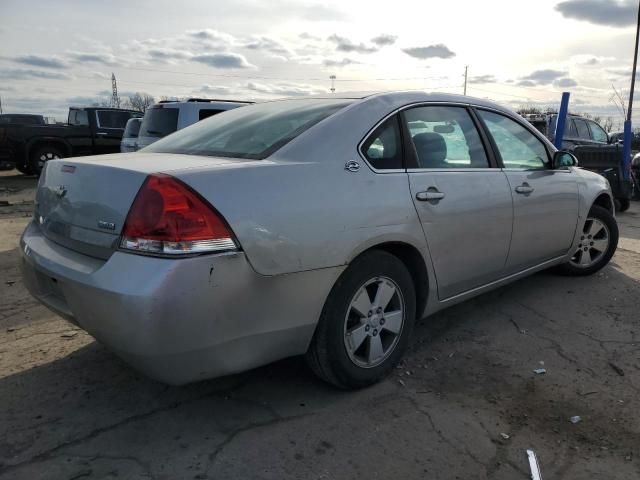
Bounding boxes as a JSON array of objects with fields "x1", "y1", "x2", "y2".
[{"x1": 120, "y1": 174, "x2": 237, "y2": 255}]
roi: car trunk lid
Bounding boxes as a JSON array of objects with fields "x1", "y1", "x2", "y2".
[{"x1": 35, "y1": 153, "x2": 247, "y2": 259}]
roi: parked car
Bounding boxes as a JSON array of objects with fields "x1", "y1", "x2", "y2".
[
  {"x1": 135, "y1": 98, "x2": 253, "y2": 150},
  {"x1": 609, "y1": 131, "x2": 640, "y2": 152},
  {"x1": 0, "y1": 107, "x2": 142, "y2": 175},
  {"x1": 120, "y1": 117, "x2": 142, "y2": 153},
  {"x1": 524, "y1": 113, "x2": 633, "y2": 211},
  {"x1": 21, "y1": 92, "x2": 618, "y2": 388},
  {"x1": 0, "y1": 114, "x2": 46, "y2": 125}
]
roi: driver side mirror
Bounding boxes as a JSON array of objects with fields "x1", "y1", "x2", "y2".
[{"x1": 552, "y1": 151, "x2": 578, "y2": 169}]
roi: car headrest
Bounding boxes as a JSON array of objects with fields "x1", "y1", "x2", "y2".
[{"x1": 412, "y1": 132, "x2": 447, "y2": 168}]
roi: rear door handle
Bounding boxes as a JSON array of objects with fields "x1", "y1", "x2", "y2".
[
  {"x1": 96, "y1": 132, "x2": 108, "y2": 136},
  {"x1": 416, "y1": 189, "x2": 446, "y2": 201},
  {"x1": 515, "y1": 183, "x2": 534, "y2": 194}
]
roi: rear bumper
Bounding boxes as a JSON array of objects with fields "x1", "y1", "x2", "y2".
[{"x1": 20, "y1": 221, "x2": 342, "y2": 384}]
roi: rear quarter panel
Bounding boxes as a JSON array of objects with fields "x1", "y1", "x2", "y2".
[{"x1": 170, "y1": 96, "x2": 430, "y2": 277}]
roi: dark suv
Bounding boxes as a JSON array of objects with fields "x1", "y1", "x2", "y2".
[{"x1": 523, "y1": 114, "x2": 609, "y2": 149}]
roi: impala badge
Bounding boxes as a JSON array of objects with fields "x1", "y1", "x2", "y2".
[
  {"x1": 345, "y1": 160, "x2": 360, "y2": 172},
  {"x1": 97, "y1": 220, "x2": 116, "y2": 231},
  {"x1": 53, "y1": 185, "x2": 67, "y2": 198}
]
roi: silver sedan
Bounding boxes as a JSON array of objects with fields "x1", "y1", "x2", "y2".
[{"x1": 21, "y1": 92, "x2": 618, "y2": 388}]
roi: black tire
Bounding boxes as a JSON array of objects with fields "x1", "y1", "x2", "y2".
[
  {"x1": 30, "y1": 145, "x2": 63, "y2": 176},
  {"x1": 554, "y1": 205, "x2": 618, "y2": 276},
  {"x1": 306, "y1": 250, "x2": 416, "y2": 389},
  {"x1": 618, "y1": 198, "x2": 631, "y2": 212},
  {"x1": 15, "y1": 163, "x2": 34, "y2": 176}
]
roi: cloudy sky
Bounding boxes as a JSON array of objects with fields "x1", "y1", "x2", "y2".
[{"x1": 1, "y1": 0, "x2": 639, "y2": 127}]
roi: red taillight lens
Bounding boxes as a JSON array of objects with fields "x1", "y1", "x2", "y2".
[{"x1": 120, "y1": 174, "x2": 237, "y2": 255}]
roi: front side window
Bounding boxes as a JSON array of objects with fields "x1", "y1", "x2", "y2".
[
  {"x1": 361, "y1": 116, "x2": 403, "y2": 170},
  {"x1": 574, "y1": 118, "x2": 591, "y2": 140},
  {"x1": 145, "y1": 99, "x2": 352, "y2": 160},
  {"x1": 588, "y1": 120, "x2": 608, "y2": 143},
  {"x1": 478, "y1": 110, "x2": 548, "y2": 169},
  {"x1": 403, "y1": 106, "x2": 489, "y2": 168}
]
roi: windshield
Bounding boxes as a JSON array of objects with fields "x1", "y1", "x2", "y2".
[
  {"x1": 123, "y1": 118, "x2": 141, "y2": 138},
  {"x1": 139, "y1": 107, "x2": 179, "y2": 138},
  {"x1": 143, "y1": 99, "x2": 352, "y2": 159}
]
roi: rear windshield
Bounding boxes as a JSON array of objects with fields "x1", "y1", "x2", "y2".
[
  {"x1": 139, "y1": 107, "x2": 179, "y2": 138},
  {"x1": 123, "y1": 118, "x2": 141, "y2": 138},
  {"x1": 97, "y1": 110, "x2": 137, "y2": 129},
  {"x1": 143, "y1": 99, "x2": 352, "y2": 159}
]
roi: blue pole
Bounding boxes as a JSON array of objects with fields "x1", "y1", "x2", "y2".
[
  {"x1": 622, "y1": 120, "x2": 632, "y2": 181},
  {"x1": 554, "y1": 92, "x2": 571, "y2": 150}
]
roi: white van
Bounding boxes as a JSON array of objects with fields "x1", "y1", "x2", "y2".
[{"x1": 135, "y1": 98, "x2": 253, "y2": 150}]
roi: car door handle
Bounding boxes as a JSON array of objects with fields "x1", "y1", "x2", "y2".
[
  {"x1": 515, "y1": 183, "x2": 534, "y2": 194},
  {"x1": 96, "y1": 132, "x2": 108, "y2": 136},
  {"x1": 416, "y1": 189, "x2": 446, "y2": 201}
]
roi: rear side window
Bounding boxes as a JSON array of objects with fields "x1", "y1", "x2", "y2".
[
  {"x1": 574, "y1": 118, "x2": 591, "y2": 139},
  {"x1": 566, "y1": 118, "x2": 578, "y2": 137},
  {"x1": 478, "y1": 110, "x2": 548, "y2": 169},
  {"x1": 361, "y1": 116, "x2": 403, "y2": 170},
  {"x1": 139, "y1": 108, "x2": 179, "y2": 138},
  {"x1": 97, "y1": 110, "x2": 135, "y2": 129},
  {"x1": 144, "y1": 99, "x2": 352, "y2": 160},
  {"x1": 198, "y1": 109, "x2": 223, "y2": 121},
  {"x1": 68, "y1": 110, "x2": 89, "y2": 126}
]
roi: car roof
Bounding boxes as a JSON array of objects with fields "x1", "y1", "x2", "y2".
[{"x1": 265, "y1": 90, "x2": 519, "y2": 117}]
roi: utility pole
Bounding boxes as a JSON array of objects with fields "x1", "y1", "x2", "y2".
[
  {"x1": 463, "y1": 66, "x2": 468, "y2": 96},
  {"x1": 329, "y1": 75, "x2": 336, "y2": 94},
  {"x1": 622, "y1": 0, "x2": 640, "y2": 182},
  {"x1": 0, "y1": 95, "x2": 3, "y2": 114},
  {"x1": 111, "y1": 73, "x2": 120, "y2": 108}
]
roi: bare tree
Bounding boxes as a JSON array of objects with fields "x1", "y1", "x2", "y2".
[
  {"x1": 124, "y1": 92, "x2": 156, "y2": 112},
  {"x1": 610, "y1": 84, "x2": 628, "y2": 119},
  {"x1": 603, "y1": 117, "x2": 614, "y2": 133}
]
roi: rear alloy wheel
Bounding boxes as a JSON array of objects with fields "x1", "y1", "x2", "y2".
[
  {"x1": 306, "y1": 250, "x2": 416, "y2": 389},
  {"x1": 31, "y1": 145, "x2": 63, "y2": 176},
  {"x1": 555, "y1": 205, "x2": 618, "y2": 276}
]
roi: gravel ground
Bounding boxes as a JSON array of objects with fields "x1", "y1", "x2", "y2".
[{"x1": 0, "y1": 169, "x2": 639, "y2": 479}]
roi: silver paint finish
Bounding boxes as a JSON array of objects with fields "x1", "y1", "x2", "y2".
[
  {"x1": 408, "y1": 169, "x2": 513, "y2": 299},
  {"x1": 21, "y1": 91, "x2": 616, "y2": 384}
]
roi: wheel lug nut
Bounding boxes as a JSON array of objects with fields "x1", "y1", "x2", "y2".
[
  {"x1": 376, "y1": 307, "x2": 382, "y2": 314},
  {"x1": 584, "y1": 247, "x2": 588, "y2": 251},
  {"x1": 380, "y1": 318, "x2": 385, "y2": 325},
  {"x1": 373, "y1": 329, "x2": 378, "y2": 336},
  {"x1": 590, "y1": 242, "x2": 594, "y2": 246},
  {"x1": 581, "y1": 236, "x2": 585, "y2": 240},
  {"x1": 365, "y1": 325, "x2": 370, "y2": 332},
  {"x1": 367, "y1": 311, "x2": 373, "y2": 317}
]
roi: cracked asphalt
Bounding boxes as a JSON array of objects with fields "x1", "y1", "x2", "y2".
[{"x1": 1, "y1": 170, "x2": 639, "y2": 479}]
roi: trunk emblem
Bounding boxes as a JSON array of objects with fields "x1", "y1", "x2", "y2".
[
  {"x1": 53, "y1": 185, "x2": 67, "y2": 198},
  {"x1": 61, "y1": 165, "x2": 76, "y2": 173},
  {"x1": 345, "y1": 160, "x2": 361, "y2": 172},
  {"x1": 97, "y1": 220, "x2": 116, "y2": 231}
]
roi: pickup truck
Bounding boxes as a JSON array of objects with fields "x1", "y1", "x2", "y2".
[
  {"x1": 523, "y1": 113, "x2": 634, "y2": 211},
  {"x1": 0, "y1": 107, "x2": 142, "y2": 175}
]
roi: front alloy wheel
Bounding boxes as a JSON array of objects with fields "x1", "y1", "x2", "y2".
[
  {"x1": 569, "y1": 217, "x2": 610, "y2": 269},
  {"x1": 555, "y1": 205, "x2": 618, "y2": 276}
]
